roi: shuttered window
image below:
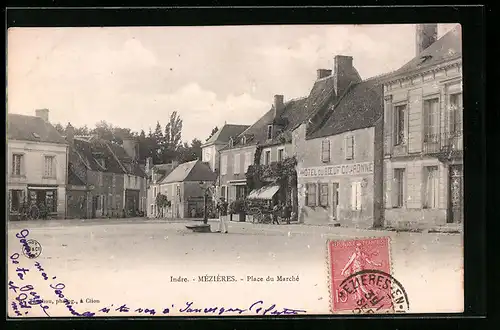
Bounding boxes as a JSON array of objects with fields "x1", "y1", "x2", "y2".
[
  {"x1": 345, "y1": 136, "x2": 354, "y2": 160},
  {"x1": 351, "y1": 182, "x2": 362, "y2": 210},
  {"x1": 321, "y1": 140, "x2": 330, "y2": 163}
]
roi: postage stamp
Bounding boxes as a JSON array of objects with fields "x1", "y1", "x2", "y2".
[{"x1": 328, "y1": 237, "x2": 408, "y2": 314}]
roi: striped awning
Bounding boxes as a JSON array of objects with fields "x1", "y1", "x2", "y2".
[{"x1": 247, "y1": 184, "x2": 280, "y2": 200}]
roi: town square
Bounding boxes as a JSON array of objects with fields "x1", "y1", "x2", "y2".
[{"x1": 7, "y1": 22, "x2": 464, "y2": 316}]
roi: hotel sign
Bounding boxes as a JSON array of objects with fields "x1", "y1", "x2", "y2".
[{"x1": 298, "y1": 162, "x2": 374, "y2": 178}]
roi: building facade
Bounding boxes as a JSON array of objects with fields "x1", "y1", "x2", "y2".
[
  {"x1": 149, "y1": 160, "x2": 216, "y2": 219},
  {"x1": 201, "y1": 124, "x2": 249, "y2": 172},
  {"x1": 66, "y1": 132, "x2": 130, "y2": 219},
  {"x1": 382, "y1": 24, "x2": 463, "y2": 229},
  {"x1": 294, "y1": 78, "x2": 384, "y2": 228},
  {"x1": 146, "y1": 162, "x2": 178, "y2": 218},
  {"x1": 7, "y1": 109, "x2": 68, "y2": 220}
]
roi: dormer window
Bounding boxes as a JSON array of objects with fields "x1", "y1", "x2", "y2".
[
  {"x1": 242, "y1": 136, "x2": 247, "y2": 145},
  {"x1": 267, "y1": 125, "x2": 273, "y2": 140},
  {"x1": 418, "y1": 55, "x2": 433, "y2": 66},
  {"x1": 229, "y1": 138, "x2": 234, "y2": 148},
  {"x1": 32, "y1": 132, "x2": 41, "y2": 139}
]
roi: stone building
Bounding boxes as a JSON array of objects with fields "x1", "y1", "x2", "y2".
[
  {"x1": 293, "y1": 78, "x2": 384, "y2": 227},
  {"x1": 153, "y1": 160, "x2": 216, "y2": 219},
  {"x1": 66, "y1": 132, "x2": 135, "y2": 219},
  {"x1": 146, "y1": 161, "x2": 178, "y2": 218},
  {"x1": 218, "y1": 55, "x2": 360, "y2": 215},
  {"x1": 201, "y1": 124, "x2": 249, "y2": 172},
  {"x1": 7, "y1": 109, "x2": 68, "y2": 220},
  {"x1": 381, "y1": 24, "x2": 463, "y2": 229}
]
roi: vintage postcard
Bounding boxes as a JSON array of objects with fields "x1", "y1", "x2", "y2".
[{"x1": 7, "y1": 23, "x2": 464, "y2": 317}]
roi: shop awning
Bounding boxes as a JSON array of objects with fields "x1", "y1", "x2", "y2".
[{"x1": 247, "y1": 184, "x2": 280, "y2": 200}]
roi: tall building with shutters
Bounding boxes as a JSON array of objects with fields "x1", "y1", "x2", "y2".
[
  {"x1": 381, "y1": 24, "x2": 463, "y2": 229},
  {"x1": 293, "y1": 75, "x2": 385, "y2": 227}
]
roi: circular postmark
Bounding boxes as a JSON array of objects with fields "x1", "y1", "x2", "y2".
[
  {"x1": 338, "y1": 269, "x2": 409, "y2": 314},
  {"x1": 22, "y1": 239, "x2": 42, "y2": 259}
]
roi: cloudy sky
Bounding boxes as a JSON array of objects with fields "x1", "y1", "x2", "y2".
[{"x1": 7, "y1": 24, "x2": 458, "y2": 143}]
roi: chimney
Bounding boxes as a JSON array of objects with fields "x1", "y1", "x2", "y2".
[
  {"x1": 65, "y1": 123, "x2": 75, "y2": 144},
  {"x1": 333, "y1": 55, "x2": 361, "y2": 98},
  {"x1": 122, "y1": 137, "x2": 138, "y2": 161},
  {"x1": 317, "y1": 69, "x2": 332, "y2": 80},
  {"x1": 416, "y1": 24, "x2": 438, "y2": 56},
  {"x1": 145, "y1": 157, "x2": 153, "y2": 174},
  {"x1": 273, "y1": 94, "x2": 285, "y2": 119},
  {"x1": 35, "y1": 109, "x2": 49, "y2": 122}
]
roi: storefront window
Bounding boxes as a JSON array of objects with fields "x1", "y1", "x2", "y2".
[{"x1": 10, "y1": 190, "x2": 23, "y2": 211}]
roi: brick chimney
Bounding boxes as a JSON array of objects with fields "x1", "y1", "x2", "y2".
[
  {"x1": 35, "y1": 109, "x2": 49, "y2": 122},
  {"x1": 65, "y1": 123, "x2": 75, "y2": 144},
  {"x1": 273, "y1": 94, "x2": 285, "y2": 119},
  {"x1": 122, "y1": 137, "x2": 138, "y2": 161},
  {"x1": 333, "y1": 55, "x2": 361, "y2": 98},
  {"x1": 416, "y1": 24, "x2": 438, "y2": 56},
  {"x1": 317, "y1": 69, "x2": 332, "y2": 80}
]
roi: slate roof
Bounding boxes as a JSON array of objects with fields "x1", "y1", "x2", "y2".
[
  {"x1": 307, "y1": 77, "x2": 384, "y2": 139},
  {"x1": 151, "y1": 163, "x2": 177, "y2": 183},
  {"x1": 68, "y1": 166, "x2": 86, "y2": 186},
  {"x1": 203, "y1": 124, "x2": 250, "y2": 146},
  {"x1": 160, "y1": 160, "x2": 216, "y2": 184},
  {"x1": 107, "y1": 142, "x2": 146, "y2": 178},
  {"x1": 71, "y1": 137, "x2": 126, "y2": 174},
  {"x1": 7, "y1": 114, "x2": 67, "y2": 145},
  {"x1": 390, "y1": 24, "x2": 462, "y2": 78},
  {"x1": 222, "y1": 96, "x2": 308, "y2": 150}
]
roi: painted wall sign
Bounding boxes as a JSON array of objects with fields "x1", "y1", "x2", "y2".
[{"x1": 298, "y1": 162, "x2": 374, "y2": 178}]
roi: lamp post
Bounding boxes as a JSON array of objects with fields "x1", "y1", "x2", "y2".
[{"x1": 201, "y1": 182, "x2": 209, "y2": 225}]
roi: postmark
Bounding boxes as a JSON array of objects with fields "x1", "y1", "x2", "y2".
[
  {"x1": 327, "y1": 237, "x2": 408, "y2": 314},
  {"x1": 22, "y1": 239, "x2": 42, "y2": 259}
]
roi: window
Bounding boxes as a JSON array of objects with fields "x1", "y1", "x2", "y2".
[
  {"x1": 229, "y1": 138, "x2": 234, "y2": 148},
  {"x1": 423, "y1": 166, "x2": 439, "y2": 209},
  {"x1": 10, "y1": 190, "x2": 23, "y2": 212},
  {"x1": 393, "y1": 169, "x2": 406, "y2": 208},
  {"x1": 424, "y1": 98, "x2": 440, "y2": 142},
  {"x1": 43, "y1": 156, "x2": 55, "y2": 177},
  {"x1": 305, "y1": 183, "x2": 317, "y2": 207},
  {"x1": 264, "y1": 150, "x2": 271, "y2": 165},
  {"x1": 220, "y1": 186, "x2": 227, "y2": 199},
  {"x1": 203, "y1": 148, "x2": 212, "y2": 162},
  {"x1": 351, "y1": 182, "x2": 362, "y2": 210},
  {"x1": 234, "y1": 153, "x2": 241, "y2": 174},
  {"x1": 449, "y1": 93, "x2": 463, "y2": 134},
  {"x1": 221, "y1": 155, "x2": 228, "y2": 175},
  {"x1": 319, "y1": 183, "x2": 329, "y2": 206},
  {"x1": 321, "y1": 140, "x2": 331, "y2": 163},
  {"x1": 277, "y1": 148, "x2": 285, "y2": 162},
  {"x1": 153, "y1": 187, "x2": 157, "y2": 197},
  {"x1": 127, "y1": 175, "x2": 131, "y2": 186},
  {"x1": 394, "y1": 104, "x2": 407, "y2": 145},
  {"x1": 267, "y1": 125, "x2": 273, "y2": 140},
  {"x1": 12, "y1": 154, "x2": 23, "y2": 176},
  {"x1": 134, "y1": 176, "x2": 137, "y2": 186},
  {"x1": 345, "y1": 136, "x2": 354, "y2": 160},
  {"x1": 45, "y1": 190, "x2": 57, "y2": 213},
  {"x1": 236, "y1": 186, "x2": 246, "y2": 199},
  {"x1": 244, "y1": 152, "x2": 252, "y2": 173}
]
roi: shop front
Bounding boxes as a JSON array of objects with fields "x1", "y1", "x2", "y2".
[{"x1": 297, "y1": 162, "x2": 379, "y2": 228}]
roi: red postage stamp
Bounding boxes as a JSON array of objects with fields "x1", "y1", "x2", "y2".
[{"x1": 328, "y1": 237, "x2": 398, "y2": 314}]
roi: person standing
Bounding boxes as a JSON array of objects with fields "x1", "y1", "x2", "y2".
[
  {"x1": 272, "y1": 202, "x2": 281, "y2": 225},
  {"x1": 283, "y1": 201, "x2": 292, "y2": 224},
  {"x1": 217, "y1": 197, "x2": 229, "y2": 233}
]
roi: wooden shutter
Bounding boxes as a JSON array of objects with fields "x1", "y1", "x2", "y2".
[{"x1": 321, "y1": 140, "x2": 330, "y2": 163}]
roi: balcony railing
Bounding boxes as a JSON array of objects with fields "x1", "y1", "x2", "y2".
[{"x1": 423, "y1": 130, "x2": 463, "y2": 155}]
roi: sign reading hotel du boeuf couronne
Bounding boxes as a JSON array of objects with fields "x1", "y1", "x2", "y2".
[{"x1": 298, "y1": 162, "x2": 374, "y2": 178}]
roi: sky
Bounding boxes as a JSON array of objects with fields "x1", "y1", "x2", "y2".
[{"x1": 7, "y1": 24, "x2": 458, "y2": 143}]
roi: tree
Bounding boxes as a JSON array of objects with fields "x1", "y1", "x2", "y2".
[
  {"x1": 54, "y1": 123, "x2": 65, "y2": 135},
  {"x1": 206, "y1": 126, "x2": 218, "y2": 141},
  {"x1": 92, "y1": 121, "x2": 115, "y2": 141},
  {"x1": 190, "y1": 138, "x2": 202, "y2": 160},
  {"x1": 152, "y1": 121, "x2": 164, "y2": 164},
  {"x1": 155, "y1": 193, "x2": 171, "y2": 218},
  {"x1": 167, "y1": 111, "x2": 183, "y2": 151}
]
